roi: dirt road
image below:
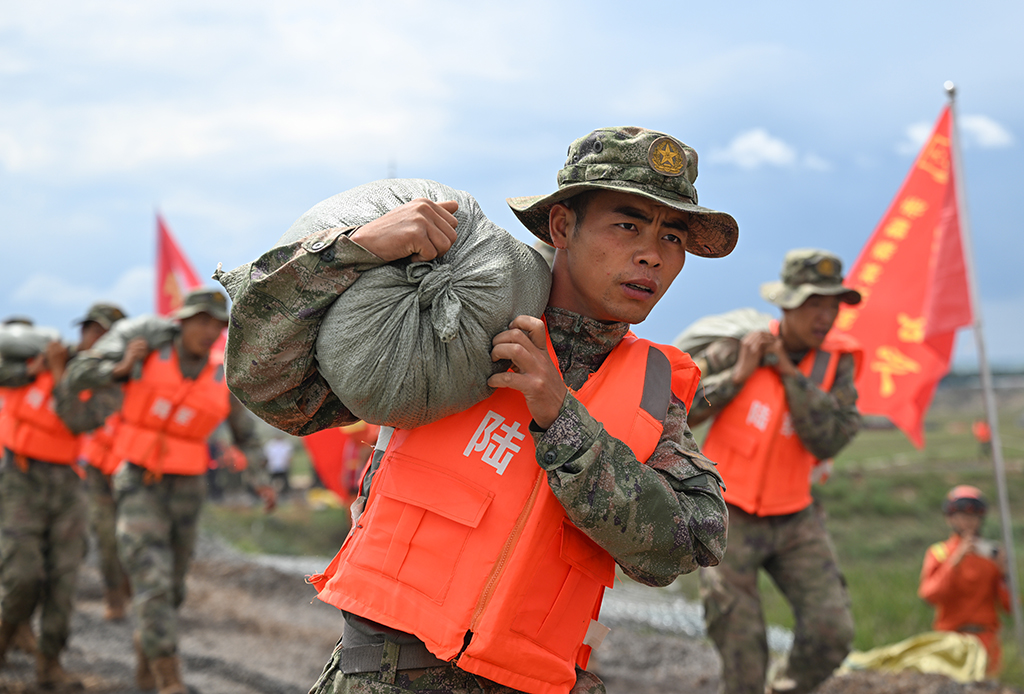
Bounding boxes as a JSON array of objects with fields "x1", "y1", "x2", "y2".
[{"x1": 0, "y1": 536, "x2": 1015, "y2": 694}]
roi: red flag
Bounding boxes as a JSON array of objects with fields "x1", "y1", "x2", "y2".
[
  {"x1": 302, "y1": 423, "x2": 379, "y2": 504},
  {"x1": 835, "y1": 105, "x2": 972, "y2": 447},
  {"x1": 156, "y1": 214, "x2": 201, "y2": 316}
]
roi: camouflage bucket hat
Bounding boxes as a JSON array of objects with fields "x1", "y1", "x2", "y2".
[
  {"x1": 507, "y1": 126, "x2": 739, "y2": 258},
  {"x1": 174, "y1": 287, "x2": 229, "y2": 322},
  {"x1": 760, "y1": 249, "x2": 862, "y2": 309},
  {"x1": 73, "y1": 302, "x2": 127, "y2": 330}
]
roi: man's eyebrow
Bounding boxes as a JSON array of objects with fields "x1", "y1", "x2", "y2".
[
  {"x1": 613, "y1": 205, "x2": 689, "y2": 232},
  {"x1": 613, "y1": 205, "x2": 652, "y2": 223}
]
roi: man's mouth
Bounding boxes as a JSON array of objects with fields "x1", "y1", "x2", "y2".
[{"x1": 623, "y1": 281, "x2": 655, "y2": 294}]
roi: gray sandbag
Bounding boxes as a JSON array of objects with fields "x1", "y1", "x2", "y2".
[
  {"x1": 88, "y1": 315, "x2": 177, "y2": 361},
  {"x1": 276, "y1": 178, "x2": 552, "y2": 430},
  {"x1": 0, "y1": 324, "x2": 62, "y2": 360},
  {"x1": 672, "y1": 308, "x2": 772, "y2": 356}
]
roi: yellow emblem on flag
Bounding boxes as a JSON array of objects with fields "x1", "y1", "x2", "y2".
[
  {"x1": 870, "y1": 346, "x2": 922, "y2": 397},
  {"x1": 897, "y1": 314, "x2": 925, "y2": 343},
  {"x1": 917, "y1": 134, "x2": 951, "y2": 185},
  {"x1": 648, "y1": 137, "x2": 686, "y2": 176}
]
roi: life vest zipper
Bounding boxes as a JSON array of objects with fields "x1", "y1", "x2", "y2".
[{"x1": 468, "y1": 469, "x2": 545, "y2": 632}]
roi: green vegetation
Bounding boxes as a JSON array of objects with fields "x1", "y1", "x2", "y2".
[{"x1": 200, "y1": 499, "x2": 350, "y2": 558}]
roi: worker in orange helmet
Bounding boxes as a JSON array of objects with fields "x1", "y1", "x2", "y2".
[{"x1": 919, "y1": 485, "x2": 1010, "y2": 675}]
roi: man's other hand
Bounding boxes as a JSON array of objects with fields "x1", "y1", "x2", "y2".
[
  {"x1": 112, "y1": 338, "x2": 149, "y2": 380},
  {"x1": 488, "y1": 315, "x2": 566, "y2": 430}
]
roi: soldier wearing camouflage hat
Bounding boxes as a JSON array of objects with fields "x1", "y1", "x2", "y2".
[
  {"x1": 0, "y1": 301, "x2": 126, "y2": 688},
  {"x1": 215, "y1": 126, "x2": 735, "y2": 694},
  {"x1": 62, "y1": 288, "x2": 275, "y2": 694},
  {"x1": 65, "y1": 304, "x2": 135, "y2": 624},
  {"x1": 683, "y1": 249, "x2": 862, "y2": 694}
]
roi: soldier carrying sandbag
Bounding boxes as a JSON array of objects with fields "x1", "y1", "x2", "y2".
[
  {"x1": 678, "y1": 249, "x2": 864, "y2": 694},
  {"x1": 218, "y1": 126, "x2": 739, "y2": 694}
]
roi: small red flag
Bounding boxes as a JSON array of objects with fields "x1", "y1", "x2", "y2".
[
  {"x1": 302, "y1": 423, "x2": 379, "y2": 504},
  {"x1": 835, "y1": 105, "x2": 972, "y2": 447},
  {"x1": 156, "y1": 214, "x2": 201, "y2": 316}
]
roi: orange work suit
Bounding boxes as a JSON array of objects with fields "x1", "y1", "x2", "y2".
[
  {"x1": 311, "y1": 333, "x2": 700, "y2": 694},
  {"x1": 701, "y1": 326, "x2": 861, "y2": 516},
  {"x1": 113, "y1": 345, "x2": 230, "y2": 477},
  {"x1": 919, "y1": 534, "x2": 1011, "y2": 673},
  {"x1": 0, "y1": 371, "x2": 80, "y2": 465}
]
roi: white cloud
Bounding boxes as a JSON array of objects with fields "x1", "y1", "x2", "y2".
[
  {"x1": 896, "y1": 114, "x2": 1014, "y2": 156},
  {"x1": 710, "y1": 129, "x2": 800, "y2": 170},
  {"x1": 0, "y1": 0, "x2": 556, "y2": 178},
  {"x1": 896, "y1": 121, "x2": 932, "y2": 155},
  {"x1": 13, "y1": 266, "x2": 153, "y2": 315},
  {"x1": 960, "y1": 115, "x2": 1014, "y2": 149}
]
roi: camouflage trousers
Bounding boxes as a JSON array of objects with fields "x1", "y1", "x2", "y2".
[
  {"x1": 0, "y1": 452, "x2": 87, "y2": 658},
  {"x1": 309, "y1": 639, "x2": 606, "y2": 694},
  {"x1": 85, "y1": 465, "x2": 129, "y2": 594},
  {"x1": 113, "y1": 463, "x2": 205, "y2": 660},
  {"x1": 701, "y1": 503, "x2": 854, "y2": 694}
]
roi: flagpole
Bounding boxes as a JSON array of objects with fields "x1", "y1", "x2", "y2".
[{"x1": 945, "y1": 80, "x2": 1024, "y2": 657}]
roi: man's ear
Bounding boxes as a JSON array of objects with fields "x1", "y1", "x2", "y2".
[{"x1": 548, "y1": 204, "x2": 573, "y2": 250}]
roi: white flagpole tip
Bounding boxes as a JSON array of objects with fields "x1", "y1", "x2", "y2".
[{"x1": 944, "y1": 81, "x2": 956, "y2": 98}]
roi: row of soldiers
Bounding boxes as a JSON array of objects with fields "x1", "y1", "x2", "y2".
[{"x1": 0, "y1": 288, "x2": 275, "y2": 693}]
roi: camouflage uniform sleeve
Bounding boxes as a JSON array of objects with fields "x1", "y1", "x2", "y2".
[
  {"x1": 52, "y1": 378, "x2": 124, "y2": 435},
  {"x1": 533, "y1": 392, "x2": 728, "y2": 587},
  {"x1": 687, "y1": 337, "x2": 743, "y2": 427},
  {"x1": 225, "y1": 394, "x2": 271, "y2": 488},
  {"x1": 0, "y1": 357, "x2": 34, "y2": 388},
  {"x1": 782, "y1": 351, "x2": 861, "y2": 460},
  {"x1": 213, "y1": 228, "x2": 386, "y2": 436}
]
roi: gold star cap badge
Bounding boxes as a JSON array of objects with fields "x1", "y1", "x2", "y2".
[
  {"x1": 647, "y1": 136, "x2": 686, "y2": 177},
  {"x1": 816, "y1": 258, "x2": 836, "y2": 277}
]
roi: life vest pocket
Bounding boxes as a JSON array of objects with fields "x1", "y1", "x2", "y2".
[
  {"x1": 348, "y1": 453, "x2": 494, "y2": 604},
  {"x1": 511, "y1": 519, "x2": 613, "y2": 659}
]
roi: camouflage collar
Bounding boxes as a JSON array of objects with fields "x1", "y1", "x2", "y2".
[{"x1": 545, "y1": 306, "x2": 629, "y2": 391}]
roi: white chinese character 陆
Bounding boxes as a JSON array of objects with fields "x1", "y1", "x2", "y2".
[
  {"x1": 746, "y1": 400, "x2": 772, "y2": 432},
  {"x1": 464, "y1": 410, "x2": 525, "y2": 475},
  {"x1": 25, "y1": 388, "x2": 46, "y2": 410},
  {"x1": 150, "y1": 398, "x2": 173, "y2": 420}
]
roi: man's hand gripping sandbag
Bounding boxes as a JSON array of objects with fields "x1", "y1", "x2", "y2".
[{"x1": 271, "y1": 178, "x2": 552, "y2": 430}]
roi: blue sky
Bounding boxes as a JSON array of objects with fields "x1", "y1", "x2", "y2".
[{"x1": 2, "y1": 0, "x2": 1021, "y2": 367}]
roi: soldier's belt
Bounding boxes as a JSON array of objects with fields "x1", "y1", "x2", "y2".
[{"x1": 340, "y1": 642, "x2": 447, "y2": 674}]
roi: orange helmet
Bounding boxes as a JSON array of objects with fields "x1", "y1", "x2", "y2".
[{"x1": 943, "y1": 485, "x2": 987, "y2": 516}]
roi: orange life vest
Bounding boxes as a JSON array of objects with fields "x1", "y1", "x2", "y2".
[
  {"x1": 701, "y1": 323, "x2": 861, "y2": 517},
  {"x1": 310, "y1": 333, "x2": 700, "y2": 694},
  {"x1": 0, "y1": 371, "x2": 80, "y2": 465},
  {"x1": 113, "y1": 345, "x2": 231, "y2": 477},
  {"x1": 81, "y1": 413, "x2": 123, "y2": 476}
]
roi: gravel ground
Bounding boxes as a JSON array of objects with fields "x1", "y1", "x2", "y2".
[{"x1": 0, "y1": 534, "x2": 1017, "y2": 694}]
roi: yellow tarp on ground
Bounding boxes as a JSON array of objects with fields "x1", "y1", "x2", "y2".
[{"x1": 838, "y1": 631, "x2": 987, "y2": 683}]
